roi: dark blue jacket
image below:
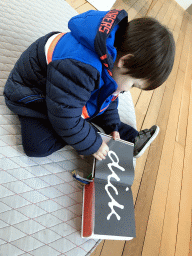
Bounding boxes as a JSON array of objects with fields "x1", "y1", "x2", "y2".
[{"x1": 4, "y1": 9, "x2": 128, "y2": 155}]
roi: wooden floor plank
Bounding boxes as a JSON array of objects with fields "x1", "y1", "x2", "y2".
[
  {"x1": 179, "y1": 19, "x2": 192, "y2": 72},
  {"x1": 176, "y1": 24, "x2": 192, "y2": 147},
  {"x1": 174, "y1": 5, "x2": 185, "y2": 29},
  {"x1": 132, "y1": 0, "x2": 149, "y2": 15},
  {"x1": 189, "y1": 211, "x2": 192, "y2": 256},
  {"x1": 76, "y1": 2, "x2": 97, "y2": 13},
  {"x1": 174, "y1": 79, "x2": 192, "y2": 256},
  {"x1": 112, "y1": 0, "x2": 132, "y2": 11},
  {"x1": 146, "y1": 0, "x2": 160, "y2": 16},
  {"x1": 171, "y1": 6, "x2": 185, "y2": 44},
  {"x1": 124, "y1": 0, "x2": 141, "y2": 8},
  {"x1": 173, "y1": 25, "x2": 181, "y2": 43},
  {"x1": 148, "y1": 0, "x2": 165, "y2": 18},
  {"x1": 112, "y1": 0, "x2": 139, "y2": 12},
  {"x1": 127, "y1": 0, "x2": 151, "y2": 20},
  {"x1": 169, "y1": 3, "x2": 182, "y2": 31},
  {"x1": 159, "y1": 142, "x2": 185, "y2": 256},
  {"x1": 127, "y1": 7, "x2": 139, "y2": 21},
  {"x1": 65, "y1": 0, "x2": 86, "y2": 10},
  {"x1": 141, "y1": 67, "x2": 185, "y2": 256},
  {"x1": 130, "y1": 88, "x2": 142, "y2": 107},
  {"x1": 156, "y1": 0, "x2": 172, "y2": 21},
  {"x1": 174, "y1": 37, "x2": 192, "y2": 253},
  {"x1": 161, "y1": 0, "x2": 177, "y2": 27},
  {"x1": 135, "y1": 91, "x2": 153, "y2": 130},
  {"x1": 91, "y1": 241, "x2": 105, "y2": 256},
  {"x1": 99, "y1": 240, "x2": 125, "y2": 256}
]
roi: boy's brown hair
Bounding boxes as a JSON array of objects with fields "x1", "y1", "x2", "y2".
[{"x1": 114, "y1": 17, "x2": 176, "y2": 90}]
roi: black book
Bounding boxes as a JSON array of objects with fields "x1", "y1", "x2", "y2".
[{"x1": 81, "y1": 133, "x2": 136, "y2": 240}]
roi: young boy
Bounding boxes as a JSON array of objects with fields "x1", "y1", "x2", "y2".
[{"x1": 3, "y1": 9, "x2": 175, "y2": 161}]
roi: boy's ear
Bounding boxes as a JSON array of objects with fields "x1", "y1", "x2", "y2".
[{"x1": 117, "y1": 54, "x2": 134, "y2": 68}]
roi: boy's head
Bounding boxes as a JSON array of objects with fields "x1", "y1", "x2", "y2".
[{"x1": 113, "y1": 17, "x2": 176, "y2": 91}]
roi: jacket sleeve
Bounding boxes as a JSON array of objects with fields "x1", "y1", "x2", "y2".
[
  {"x1": 46, "y1": 59, "x2": 102, "y2": 155},
  {"x1": 92, "y1": 98, "x2": 121, "y2": 134}
]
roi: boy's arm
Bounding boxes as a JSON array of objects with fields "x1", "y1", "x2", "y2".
[
  {"x1": 92, "y1": 98, "x2": 121, "y2": 135},
  {"x1": 46, "y1": 58, "x2": 103, "y2": 156}
]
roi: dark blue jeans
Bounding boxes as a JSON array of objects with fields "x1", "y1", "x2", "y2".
[{"x1": 18, "y1": 116, "x2": 138, "y2": 157}]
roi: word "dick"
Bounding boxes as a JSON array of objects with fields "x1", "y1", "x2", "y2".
[{"x1": 105, "y1": 150, "x2": 129, "y2": 221}]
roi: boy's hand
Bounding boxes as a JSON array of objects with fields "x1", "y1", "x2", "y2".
[
  {"x1": 111, "y1": 131, "x2": 120, "y2": 140},
  {"x1": 93, "y1": 140, "x2": 109, "y2": 161}
]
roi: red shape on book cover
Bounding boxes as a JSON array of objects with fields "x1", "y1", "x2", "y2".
[{"x1": 82, "y1": 181, "x2": 95, "y2": 237}]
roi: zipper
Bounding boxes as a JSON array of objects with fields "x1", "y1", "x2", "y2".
[{"x1": 18, "y1": 95, "x2": 45, "y2": 104}]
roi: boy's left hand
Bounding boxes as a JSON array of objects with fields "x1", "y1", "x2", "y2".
[
  {"x1": 80, "y1": 131, "x2": 120, "y2": 159},
  {"x1": 111, "y1": 131, "x2": 120, "y2": 140}
]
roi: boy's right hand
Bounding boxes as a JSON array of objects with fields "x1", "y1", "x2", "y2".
[{"x1": 93, "y1": 140, "x2": 109, "y2": 161}]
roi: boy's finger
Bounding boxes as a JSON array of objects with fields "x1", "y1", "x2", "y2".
[
  {"x1": 111, "y1": 131, "x2": 120, "y2": 140},
  {"x1": 98, "y1": 153, "x2": 105, "y2": 160},
  {"x1": 104, "y1": 151, "x2": 108, "y2": 156},
  {"x1": 96, "y1": 155, "x2": 103, "y2": 161}
]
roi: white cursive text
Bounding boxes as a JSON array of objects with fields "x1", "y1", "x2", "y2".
[{"x1": 105, "y1": 150, "x2": 126, "y2": 221}]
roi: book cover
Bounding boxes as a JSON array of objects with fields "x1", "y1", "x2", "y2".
[{"x1": 82, "y1": 133, "x2": 136, "y2": 240}]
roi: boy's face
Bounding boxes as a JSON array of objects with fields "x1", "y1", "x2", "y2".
[
  {"x1": 112, "y1": 69, "x2": 147, "y2": 94},
  {"x1": 112, "y1": 53, "x2": 148, "y2": 94}
]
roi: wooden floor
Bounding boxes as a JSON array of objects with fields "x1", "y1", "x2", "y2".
[{"x1": 66, "y1": 0, "x2": 192, "y2": 255}]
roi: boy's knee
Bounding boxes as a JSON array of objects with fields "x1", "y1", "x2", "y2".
[
  {"x1": 22, "y1": 138, "x2": 65, "y2": 157},
  {"x1": 23, "y1": 144, "x2": 51, "y2": 158}
]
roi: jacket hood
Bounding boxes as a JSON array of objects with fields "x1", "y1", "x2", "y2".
[{"x1": 68, "y1": 9, "x2": 128, "y2": 75}]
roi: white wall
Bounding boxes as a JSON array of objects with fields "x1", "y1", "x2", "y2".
[{"x1": 174, "y1": 0, "x2": 192, "y2": 10}]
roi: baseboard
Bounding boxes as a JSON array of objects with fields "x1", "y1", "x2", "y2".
[{"x1": 186, "y1": 4, "x2": 192, "y2": 15}]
